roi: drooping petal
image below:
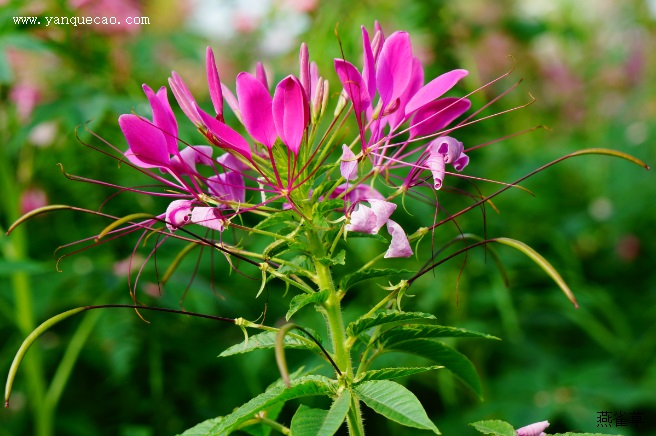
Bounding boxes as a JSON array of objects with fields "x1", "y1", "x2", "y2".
[
  {"x1": 409, "y1": 98, "x2": 471, "y2": 138},
  {"x1": 426, "y1": 143, "x2": 447, "y2": 190},
  {"x1": 361, "y1": 26, "x2": 376, "y2": 102},
  {"x1": 217, "y1": 152, "x2": 251, "y2": 173},
  {"x1": 190, "y1": 207, "x2": 225, "y2": 231},
  {"x1": 207, "y1": 171, "x2": 245, "y2": 205},
  {"x1": 340, "y1": 144, "x2": 358, "y2": 181},
  {"x1": 119, "y1": 114, "x2": 170, "y2": 168},
  {"x1": 376, "y1": 31, "x2": 413, "y2": 109},
  {"x1": 369, "y1": 199, "x2": 397, "y2": 234},
  {"x1": 405, "y1": 69, "x2": 469, "y2": 116},
  {"x1": 236, "y1": 72, "x2": 277, "y2": 148},
  {"x1": 345, "y1": 204, "x2": 377, "y2": 233},
  {"x1": 330, "y1": 183, "x2": 385, "y2": 203},
  {"x1": 453, "y1": 152, "x2": 469, "y2": 171},
  {"x1": 516, "y1": 420, "x2": 549, "y2": 436},
  {"x1": 165, "y1": 199, "x2": 193, "y2": 231},
  {"x1": 272, "y1": 75, "x2": 309, "y2": 155},
  {"x1": 198, "y1": 108, "x2": 252, "y2": 160},
  {"x1": 143, "y1": 84, "x2": 178, "y2": 155},
  {"x1": 384, "y1": 220, "x2": 413, "y2": 258},
  {"x1": 206, "y1": 47, "x2": 224, "y2": 118}
]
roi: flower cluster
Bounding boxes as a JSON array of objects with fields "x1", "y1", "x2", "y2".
[{"x1": 113, "y1": 22, "x2": 473, "y2": 265}]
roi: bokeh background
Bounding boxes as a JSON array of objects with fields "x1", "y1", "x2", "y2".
[{"x1": 1, "y1": 0, "x2": 654, "y2": 435}]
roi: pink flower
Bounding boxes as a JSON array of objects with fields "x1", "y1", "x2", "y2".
[{"x1": 515, "y1": 420, "x2": 549, "y2": 436}]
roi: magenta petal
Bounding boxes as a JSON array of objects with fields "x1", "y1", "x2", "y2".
[
  {"x1": 273, "y1": 75, "x2": 308, "y2": 155},
  {"x1": 388, "y1": 57, "x2": 424, "y2": 130},
  {"x1": 330, "y1": 183, "x2": 385, "y2": 203},
  {"x1": 340, "y1": 145, "x2": 358, "y2": 181},
  {"x1": 217, "y1": 153, "x2": 251, "y2": 172},
  {"x1": 119, "y1": 114, "x2": 170, "y2": 168},
  {"x1": 236, "y1": 72, "x2": 277, "y2": 148},
  {"x1": 384, "y1": 220, "x2": 413, "y2": 258},
  {"x1": 255, "y1": 62, "x2": 268, "y2": 90},
  {"x1": 165, "y1": 200, "x2": 193, "y2": 232},
  {"x1": 334, "y1": 59, "x2": 370, "y2": 115},
  {"x1": 190, "y1": 207, "x2": 225, "y2": 231},
  {"x1": 169, "y1": 72, "x2": 202, "y2": 126},
  {"x1": 376, "y1": 31, "x2": 413, "y2": 108},
  {"x1": 143, "y1": 85, "x2": 178, "y2": 155},
  {"x1": 516, "y1": 420, "x2": 549, "y2": 436},
  {"x1": 206, "y1": 47, "x2": 224, "y2": 118},
  {"x1": 207, "y1": 171, "x2": 245, "y2": 204},
  {"x1": 361, "y1": 26, "x2": 376, "y2": 102},
  {"x1": 345, "y1": 204, "x2": 377, "y2": 233},
  {"x1": 410, "y1": 98, "x2": 471, "y2": 138},
  {"x1": 199, "y1": 108, "x2": 252, "y2": 160},
  {"x1": 405, "y1": 69, "x2": 469, "y2": 116}
]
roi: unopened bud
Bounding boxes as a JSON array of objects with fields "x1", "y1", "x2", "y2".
[
  {"x1": 320, "y1": 79, "x2": 329, "y2": 118},
  {"x1": 311, "y1": 77, "x2": 324, "y2": 121},
  {"x1": 334, "y1": 88, "x2": 348, "y2": 117},
  {"x1": 299, "y1": 42, "x2": 310, "y2": 100},
  {"x1": 371, "y1": 30, "x2": 384, "y2": 61}
]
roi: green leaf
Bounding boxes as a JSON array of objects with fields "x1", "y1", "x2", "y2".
[
  {"x1": 219, "y1": 331, "x2": 317, "y2": 357},
  {"x1": 286, "y1": 290, "x2": 330, "y2": 320},
  {"x1": 469, "y1": 420, "x2": 515, "y2": 436},
  {"x1": 354, "y1": 380, "x2": 440, "y2": 434},
  {"x1": 254, "y1": 210, "x2": 297, "y2": 230},
  {"x1": 340, "y1": 268, "x2": 411, "y2": 291},
  {"x1": 317, "y1": 250, "x2": 345, "y2": 266},
  {"x1": 356, "y1": 366, "x2": 444, "y2": 383},
  {"x1": 347, "y1": 311, "x2": 437, "y2": 338},
  {"x1": 375, "y1": 325, "x2": 500, "y2": 347},
  {"x1": 179, "y1": 417, "x2": 224, "y2": 435},
  {"x1": 209, "y1": 376, "x2": 336, "y2": 435},
  {"x1": 290, "y1": 390, "x2": 349, "y2": 436},
  {"x1": 384, "y1": 339, "x2": 483, "y2": 399}
]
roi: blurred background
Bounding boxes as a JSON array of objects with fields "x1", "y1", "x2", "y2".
[{"x1": 0, "y1": 0, "x2": 654, "y2": 435}]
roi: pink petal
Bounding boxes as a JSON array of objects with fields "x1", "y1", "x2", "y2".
[
  {"x1": 405, "y1": 69, "x2": 469, "y2": 116},
  {"x1": 119, "y1": 114, "x2": 170, "y2": 168},
  {"x1": 236, "y1": 72, "x2": 277, "y2": 148},
  {"x1": 207, "y1": 171, "x2": 245, "y2": 204},
  {"x1": 190, "y1": 207, "x2": 225, "y2": 231},
  {"x1": 376, "y1": 31, "x2": 413, "y2": 109},
  {"x1": 340, "y1": 145, "x2": 358, "y2": 181},
  {"x1": 435, "y1": 136, "x2": 464, "y2": 164},
  {"x1": 165, "y1": 200, "x2": 193, "y2": 231},
  {"x1": 426, "y1": 143, "x2": 447, "y2": 190},
  {"x1": 330, "y1": 183, "x2": 385, "y2": 203},
  {"x1": 217, "y1": 153, "x2": 251, "y2": 173},
  {"x1": 255, "y1": 62, "x2": 269, "y2": 90},
  {"x1": 309, "y1": 61, "x2": 319, "y2": 102},
  {"x1": 206, "y1": 47, "x2": 223, "y2": 118},
  {"x1": 410, "y1": 98, "x2": 471, "y2": 138},
  {"x1": 388, "y1": 57, "x2": 424, "y2": 130},
  {"x1": 143, "y1": 85, "x2": 179, "y2": 155},
  {"x1": 221, "y1": 83, "x2": 241, "y2": 119},
  {"x1": 345, "y1": 204, "x2": 377, "y2": 233},
  {"x1": 272, "y1": 75, "x2": 309, "y2": 155},
  {"x1": 198, "y1": 108, "x2": 252, "y2": 160},
  {"x1": 453, "y1": 153, "x2": 469, "y2": 172},
  {"x1": 169, "y1": 72, "x2": 202, "y2": 126},
  {"x1": 516, "y1": 420, "x2": 549, "y2": 436},
  {"x1": 384, "y1": 220, "x2": 413, "y2": 258},
  {"x1": 369, "y1": 199, "x2": 397, "y2": 233},
  {"x1": 170, "y1": 146, "x2": 213, "y2": 175}
]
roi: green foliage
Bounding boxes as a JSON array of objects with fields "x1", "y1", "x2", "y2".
[
  {"x1": 469, "y1": 420, "x2": 516, "y2": 436},
  {"x1": 219, "y1": 331, "x2": 318, "y2": 357},
  {"x1": 289, "y1": 390, "x2": 350, "y2": 436}
]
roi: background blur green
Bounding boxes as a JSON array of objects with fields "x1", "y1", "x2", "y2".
[{"x1": 1, "y1": 0, "x2": 654, "y2": 435}]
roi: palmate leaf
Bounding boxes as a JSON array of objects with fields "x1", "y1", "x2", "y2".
[
  {"x1": 290, "y1": 389, "x2": 350, "y2": 436},
  {"x1": 384, "y1": 339, "x2": 483, "y2": 399},
  {"x1": 469, "y1": 420, "x2": 516, "y2": 436},
  {"x1": 339, "y1": 268, "x2": 411, "y2": 292},
  {"x1": 180, "y1": 376, "x2": 336, "y2": 436},
  {"x1": 374, "y1": 325, "x2": 500, "y2": 347},
  {"x1": 346, "y1": 310, "x2": 437, "y2": 338},
  {"x1": 354, "y1": 380, "x2": 440, "y2": 434},
  {"x1": 285, "y1": 290, "x2": 330, "y2": 320},
  {"x1": 356, "y1": 366, "x2": 444, "y2": 383},
  {"x1": 219, "y1": 331, "x2": 317, "y2": 357}
]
